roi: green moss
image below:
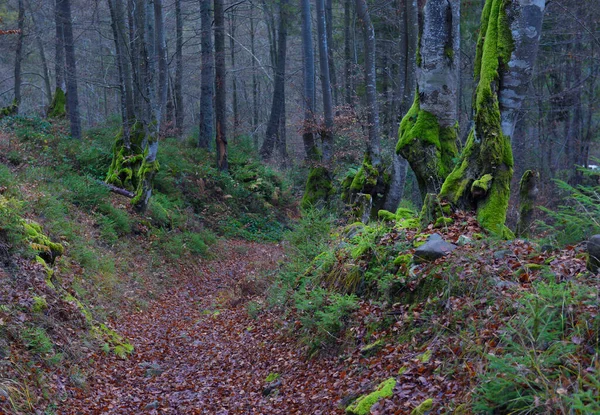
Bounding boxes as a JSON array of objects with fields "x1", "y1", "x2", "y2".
[
  {"x1": 440, "y1": 0, "x2": 515, "y2": 235},
  {"x1": 394, "y1": 254, "x2": 413, "y2": 267},
  {"x1": 31, "y1": 296, "x2": 48, "y2": 313},
  {"x1": 47, "y1": 88, "x2": 66, "y2": 118},
  {"x1": 411, "y1": 398, "x2": 434, "y2": 415},
  {"x1": 395, "y1": 208, "x2": 416, "y2": 219},
  {"x1": 24, "y1": 220, "x2": 64, "y2": 263},
  {"x1": 301, "y1": 166, "x2": 334, "y2": 209},
  {"x1": 0, "y1": 102, "x2": 18, "y2": 118},
  {"x1": 265, "y1": 372, "x2": 280, "y2": 383},
  {"x1": 346, "y1": 378, "x2": 396, "y2": 415},
  {"x1": 418, "y1": 349, "x2": 432, "y2": 363},
  {"x1": 397, "y1": 94, "x2": 458, "y2": 197},
  {"x1": 350, "y1": 154, "x2": 379, "y2": 192},
  {"x1": 378, "y1": 210, "x2": 397, "y2": 222},
  {"x1": 360, "y1": 340, "x2": 385, "y2": 357},
  {"x1": 471, "y1": 174, "x2": 493, "y2": 195},
  {"x1": 434, "y1": 217, "x2": 454, "y2": 228}
]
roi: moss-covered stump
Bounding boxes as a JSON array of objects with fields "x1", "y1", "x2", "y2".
[
  {"x1": 397, "y1": 94, "x2": 458, "y2": 198},
  {"x1": 24, "y1": 220, "x2": 64, "y2": 264},
  {"x1": 439, "y1": 0, "x2": 515, "y2": 238},
  {"x1": 47, "y1": 87, "x2": 66, "y2": 118},
  {"x1": 516, "y1": 170, "x2": 539, "y2": 238},
  {"x1": 346, "y1": 378, "x2": 396, "y2": 415},
  {"x1": 0, "y1": 102, "x2": 18, "y2": 118},
  {"x1": 301, "y1": 166, "x2": 334, "y2": 209},
  {"x1": 106, "y1": 120, "x2": 159, "y2": 212},
  {"x1": 345, "y1": 154, "x2": 390, "y2": 221}
]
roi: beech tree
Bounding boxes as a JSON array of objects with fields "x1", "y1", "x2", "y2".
[
  {"x1": 198, "y1": 0, "x2": 214, "y2": 150},
  {"x1": 396, "y1": 0, "x2": 460, "y2": 199},
  {"x1": 439, "y1": 0, "x2": 546, "y2": 235},
  {"x1": 106, "y1": 0, "x2": 167, "y2": 211},
  {"x1": 214, "y1": 0, "x2": 228, "y2": 170},
  {"x1": 57, "y1": 0, "x2": 81, "y2": 139}
]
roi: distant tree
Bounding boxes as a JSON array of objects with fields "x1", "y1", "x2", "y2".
[
  {"x1": 199, "y1": 0, "x2": 214, "y2": 149},
  {"x1": 214, "y1": 0, "x2": 228, "y2": 170},
  {"x1": 260, "y1": 0, "x2": 289, "y2": 162},
  {"x1": 300, "y1": 0, "x2": 317, "y2": 161},
  {"x1": 56, "y1": 0, "x2": 81, "y2": 139},
  {"x1": 174, "y1": 0, "x2": 183, "y2": 135},
  {"x1": 13, "y1": 0, "x2": 24, "y2": 112}
]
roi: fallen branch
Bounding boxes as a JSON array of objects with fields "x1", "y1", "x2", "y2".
[{"x1": 97, "y1": 181, "x2": 135, "y2": 198}]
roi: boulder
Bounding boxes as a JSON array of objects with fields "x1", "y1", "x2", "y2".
[
  {"x1": 413, "y1": 234, "x2": 457, "y2": 264},
  {"x1": 588, "y1": 235, "x2": 600, "y2": 273}
]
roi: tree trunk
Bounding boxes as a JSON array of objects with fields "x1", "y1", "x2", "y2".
[
  {"x1": 154, "y1": 0, "x2": 168, "y2": 126},
  {"x1": 214, "y1": 0, "x2": 228, "y2": 170},
  {"x1": 325, "y1": 0, "x2": 338, "y2": 107},
  {"x1": 174, "y1": 0, "x2": 184, "y2": 135},
  {"x1": 300, "y1": 0, "x2": 317, "y2": 161},
  {"x1": 396, "y1": 0, "x2": 460, "y2": 198},
  {"x1": 260, "y1": 0, "x2": 289, "y2": 161},
  {"x1": 250, "y1": 2, "x2": 259, "y2": 149},
  {"x1": 199, "y1": 0, "x2": 214, "y2": 149},
  {"x1": 25, "y1": 0, "x2": 52, "y2": 106},
  {"x1": 57, "y1": 0, "x2": 81, "y2": 139},
  {"x1": 316, "y1": 0, "x2": 334, "y2": 163},
  {"x1": 344, "y1": 0, "x2": 353, "y2": 105},
  {"x1": 440, "y1": 0, "x2": 546, "y2": 236},
  {"x1": 229, "y1": 13, "x2": 239, "y2": 137},
  {"x1": 13, "y1": 0, "x2": 25, "y2": 110},
  {"x1": 355, "y1": 0, "x2": 381, "y2": 166}
]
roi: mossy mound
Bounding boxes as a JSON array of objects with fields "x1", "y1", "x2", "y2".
[
  {"x1": 346, "y1": 377, "x2": 396, "y2": 415},
  {"x1": 301, "y1": 166, "x2": 334, "y2": 209}
]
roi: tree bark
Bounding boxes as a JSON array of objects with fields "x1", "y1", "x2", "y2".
[
  {"x1": 440, "y1": 0, "x2": 546, "y2": 236},
  {"x1": 174, "y1": 0, "x2": 184, "y2": 135},
  {"x1": 260, "y1": 0, "x2": 289, "y2": 161},
  {"x1": 57, "y1": 0, "x2": 81, "y2": 139},
  {"x1": 316, "y1": 0, "x2": 334, "y2": 163},
  {"x1": 301, "y1": 0, "x2": 318, "y2": 161},
  {"x1": 229, "y1": 13, "x2": 239, "y2": 137},
  {"x1": 199, "y1": 0, "x2": 214, "y2": 149},
  {"x1": 325, "y1": 0, "x2": 338, "y2": 106},
  {"x1": 154, "y1": 0, "x2": 168, "y2": 126},
  {"x1": 13, "y1": 0, "x2": 25, "y2": 110},
  {"x1": 214, "y1": 0, "x2": 228, "y2": 170},
  {"x1": 396, "y1": 0, "x2": 460, "y2": 198},
  {"x1": 344, "y1": 0, "x2": 353, "y2": 105},
  {"x1": 355, "y1": 0, "x2": 381, "y2": 166}
]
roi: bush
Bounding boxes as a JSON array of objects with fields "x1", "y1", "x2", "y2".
[
  {"x1": 539, "y1": 169, "x2": 600, "y2": 246},
  {"x1": 474, "y1": 280, "x2": 600, "y2": 414}
]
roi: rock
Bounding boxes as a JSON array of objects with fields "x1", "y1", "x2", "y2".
[
  {"x1": 587, "y1": 235, "x2": 600, "y2": 273},
  {"x1": 413, "y1": 234, "x2": 457, "y2": 264},
  {"x1": 456, "y1": 235, "x2": 472, "y2": 246},
  {"x1": 144, "y1": 401, "x2": 159, "y2": 410},
  {"x1": 493, "y1": 249, "x2": 513, "y2": 260}
]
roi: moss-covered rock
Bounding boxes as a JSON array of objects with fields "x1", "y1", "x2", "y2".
[
  {"x1": 301, "y1": 166, "x2": 334, "y2": 209},
  {"x1": 346, "y1": 378, "x2": 396, "y2": 415},
  {"x1": 411, "y1": 398, "x2": 434, "y2": 415}
]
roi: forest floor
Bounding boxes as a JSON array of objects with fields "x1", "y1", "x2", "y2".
[{"x1": 61, "y1": 238, "x2": 464, "y2": 415}]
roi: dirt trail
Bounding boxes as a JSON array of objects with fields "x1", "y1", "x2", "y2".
[{"x1": 63, "y1": 241, "x2": 350, "y2": 414}]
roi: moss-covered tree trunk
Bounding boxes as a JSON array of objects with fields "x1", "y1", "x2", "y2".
[
  {"x1": 439, "y1": 0, "x2": 545, "y2": 236},
  {"x1": 396, "y1": 0, "x2": 460, "y2": 199}
]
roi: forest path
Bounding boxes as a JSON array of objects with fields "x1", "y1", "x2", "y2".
[{"x1": 63, "y1": 240, "x2": 349, "y2": 414}]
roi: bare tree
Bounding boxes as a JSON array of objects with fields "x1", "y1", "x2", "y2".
[
  {"x1": 199, "y1": 0, "x2": 214, "y2": 149},
  {"x1": 214, "y1": 0, "x2": 228, "y2": 170}
]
